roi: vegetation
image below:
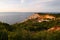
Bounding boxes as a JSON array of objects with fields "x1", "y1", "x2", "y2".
[{"x1": 0, "y1": 13, "x2": 60, "y2": 40}]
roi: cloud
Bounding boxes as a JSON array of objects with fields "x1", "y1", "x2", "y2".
[
  {"x1": 20, "y1": 0, "x2": 24, "y2": 4},
  {"x1": 46, "y1": 0, "x2": 60, "y2": 7},
  {"x1": 20, "y1": 0, "x2": 60, "y2": 12},
  {"x1": 0, "y1": 0, "x2": 59, "y2": 12},
  {"x1": 0, "y1": 0, "x2": 20, "y2": 12}
]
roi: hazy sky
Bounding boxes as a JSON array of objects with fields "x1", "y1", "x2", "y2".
[{"x1": 0, "y1": 0, "x2": 60, "y2": 12}]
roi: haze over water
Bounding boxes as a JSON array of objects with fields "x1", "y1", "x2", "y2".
[{"x1": 0, "y1": 12, "x2": 34, "y2": 24}]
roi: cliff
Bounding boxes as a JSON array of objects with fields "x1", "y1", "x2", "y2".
[{"x1": 28, "y1": 13, "x2": 56, "y2": 22}]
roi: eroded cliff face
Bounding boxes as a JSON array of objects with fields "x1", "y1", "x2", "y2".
[
  {"x1": 28, "y1": 13, "x2": 55, "y2": 19},
  {"x1": 27, "y1": 13, "x2": 55, "y2": 22},
  {"x1": 48, "y1": 26, "x2": 60, "y2": 32}
]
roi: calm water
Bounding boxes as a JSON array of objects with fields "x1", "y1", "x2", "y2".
[{"x1": 0, "y1": 12, "x2": 34, "y2": 24}]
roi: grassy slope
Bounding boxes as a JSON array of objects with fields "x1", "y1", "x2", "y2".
[{"x1": 0, "y1": 13, "x2": 60, "y2": 40}]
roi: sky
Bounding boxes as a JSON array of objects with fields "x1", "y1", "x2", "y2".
[{"x1": 0, "y1": 0, "x2": 60, "y2": 12}]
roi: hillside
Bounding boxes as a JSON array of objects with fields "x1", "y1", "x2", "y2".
[
  {"x1": 27, "y1": 13, "x2": 60, "y2": 22},
  {"x1": 12, "y1": 13, "x2": 60, "y2": 40},
  {"x1": 0, "y1": 13, "x2": 60, "y2": 40}
]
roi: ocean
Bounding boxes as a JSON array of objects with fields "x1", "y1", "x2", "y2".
[{"x1": 0, "y1": 12, "x2": 34, "y2": 24}]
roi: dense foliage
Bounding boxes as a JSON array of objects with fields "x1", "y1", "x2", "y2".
[{"x1": 0, "y1": 13, "x2": 60, "y2": 40}]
